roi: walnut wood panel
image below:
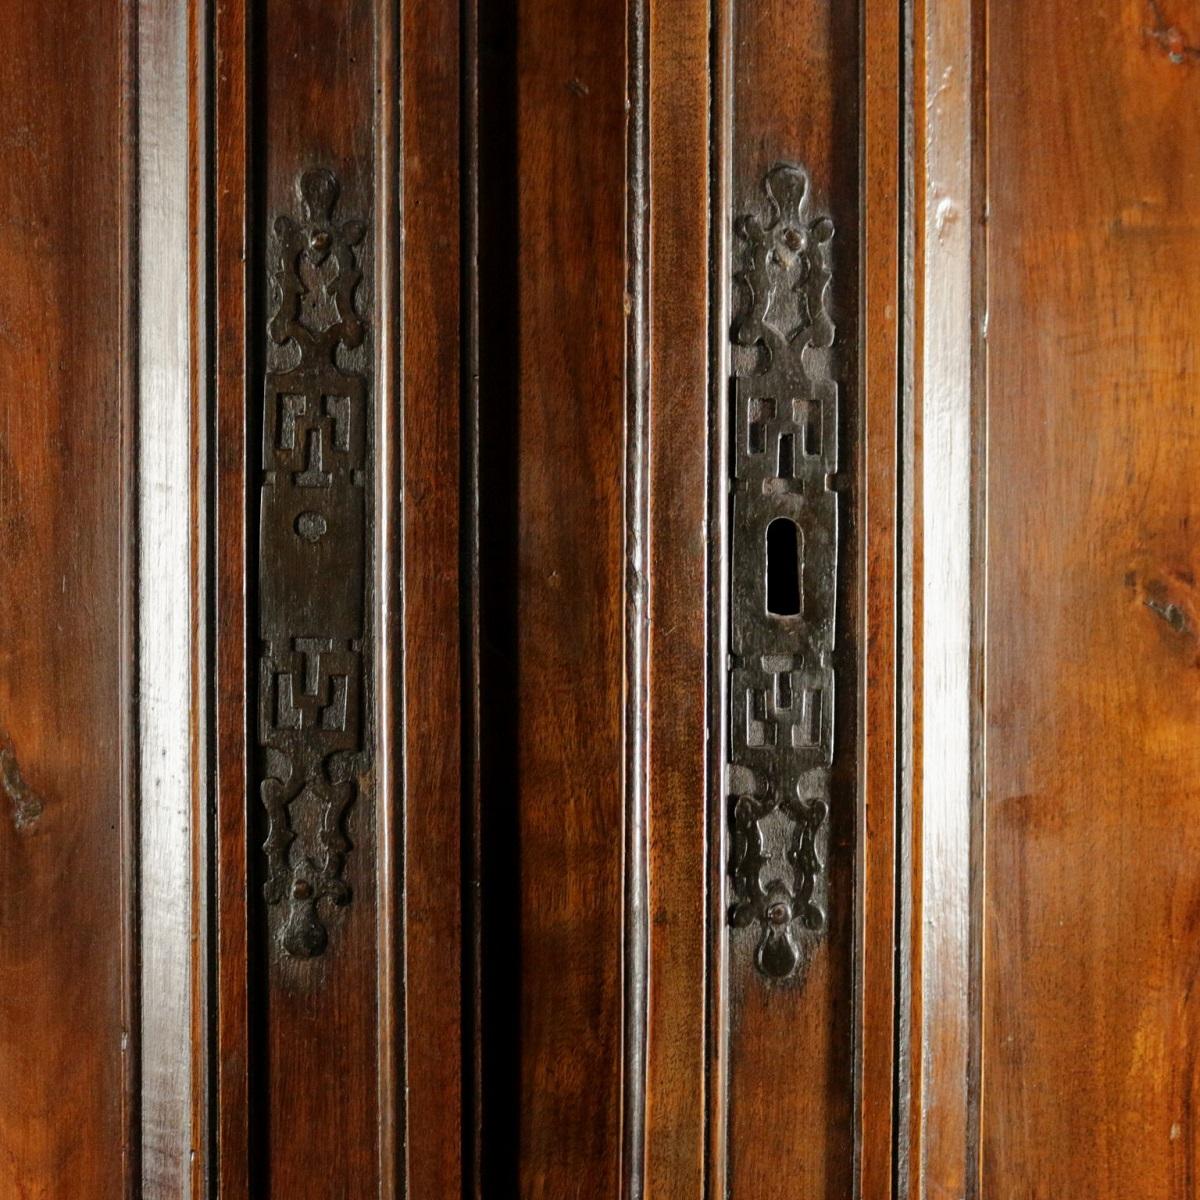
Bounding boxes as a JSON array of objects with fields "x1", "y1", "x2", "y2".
[
  {"x1": 642, "y1": 0, "x2": 711, "y2": 1194},
  {"x1": 24, "y1": 3, "x2": 1192, "y2": 1196},
  {"x1": 213, "y1": 0, "x2": 253, "y2": 1190},
  {"x1": 858, "y1": 0, "x2": 902, "y2": 1193},
  {"x1": 722, "y1": 2, "x2": 862, "y2": 1195},
  {"x1": 905, "y1": 0, "x2": 980, "y2": 1194},
  {"x1": 212, "y1": 0, "x2": 463, "y2": 1193},
  {"x1": 0, "y1": 1, "x2": 133, "y2": 1195},
  {"x1": 257, "y1": 5, "x2": 377, "y2": 1191},
  {"x1": 213, "y1": 0, "x2": 253, "y2": 1191},
  {"x1": 136, "y1": 0, "x2": 207, "y2": 1191},
  {"x1": 396, "y1": 0, "x2": 464, "y2": 1191},
  {"x1": 981, "y1": 1, "x2": 1200, "y2": 1194},
  {"x1": 475, "y1": 0, "x2": 629, "y2": 1191}
]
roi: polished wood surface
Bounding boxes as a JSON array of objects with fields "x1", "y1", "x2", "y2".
[
  {"x1": 256, "y1": 3, "x2": 380, "y2": 1192},
  {"x1": 136, "y1": 0, "x2": 206, "y2": 1190},
  {"x1": 906, "y1": 0, "x2": 980, "y2": 1193},
  {"x1": 481, "y1": 0, "x2": 629, "y2": 1190},
  {"x1": 0, "y1": 1, "x2": 132, "y2": 1195},
  {"x1": 212, "y1": 0, "x2": 252, "y2": 1191},
  {"x1": 5, "y1": 0, "x2": 1198, "y2": 1196},
  {"x1": 981, "y1": 1, "x2": 1200, "y2": 1194},
  {"x1": 396, "y1": 0, "x2": 465, "y2": 1190},
  {"x1": 858, "y1": 0, "x2": 902, "y2": 1192},
  {"x1": 643, "y1": 0, "x2": 710, "y2": 1192},
  {"x1": 210, "y1": 0, "x2": 465, "y2": 1193},
  {"x1": 725, "y1": 3, "x2": 862, "y2": 1196}
]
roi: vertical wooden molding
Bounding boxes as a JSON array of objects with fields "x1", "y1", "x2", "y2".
[
  {"x1": 706, "y1": 1, "x2": 733, "y2": 1194},
  {"x1": 906, "y1": 0, "x2": 981, "y2": 1195},
  {"x1": 857, "y1": 0, "x2": 902, "y2": 1194},
  {"x1": 119, "y1": 0, "x2": 141, "y2": 1191},
  {"x1": 622, "y1": 0, "x2": 651, "y2": 1193},
  {"x1": 187, "y1": 1, "x2": 212, "y2": 1190},
  {"x1": 398, "y1": 0, "x2": 464, "y2": 1193},
  {"x1": 641, "y1": 0, "x2": 711, "y2": 1194},
  {"x1": 136, "y1": 0, "x2": 208, "y2": 1187},
  {"x1": 461, "y1": 0, "x2": 484, "y2": 1193},
  {"x1": 212, "y1": 0, "x2": 252, "y2": 1191},
  {"x1": 492, "y1": 0, "x2": 629, "y2": 1189},
  {"x1": 374, "y1": 0, "x2": 404, "y2": 1191},
  {"x1": 966, "y1": 8, "x2": 988, "y2": 1195},
  {"x1": 896, "y1": 0, "x2": 917, "y2": 1191}
]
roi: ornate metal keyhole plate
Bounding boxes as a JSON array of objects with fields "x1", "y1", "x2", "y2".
[
  {"x1": 258, "y1": 168, "x2": 372, "y2": 960},
  {"x1": 726, "y1": 162, "x2": 839, "y2": 981}
]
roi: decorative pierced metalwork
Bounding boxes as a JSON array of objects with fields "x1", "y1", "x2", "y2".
[
  {"x1": 726, "y1": 162, "x2": 838, "y2": 981},
  {"x1": 258, "y1": 168, "x2": 371, "y2": 959}
]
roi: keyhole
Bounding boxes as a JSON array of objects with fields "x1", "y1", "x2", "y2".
[{"x1": 765, "y1": 517, "x2": 802, "y2": 616}]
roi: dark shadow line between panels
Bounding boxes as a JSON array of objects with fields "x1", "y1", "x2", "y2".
[
  {"x1": 475, "y1": 0, "x2": 522, "y2": 1191},
  {"x1": 459, "y1": 0, "x2": 484, "y2": 1192}
]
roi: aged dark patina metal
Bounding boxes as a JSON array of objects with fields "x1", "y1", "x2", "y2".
[
  {"x1": 258, "y1": 167, "x2": 371, "y2": 959},
  {"x1": 727, "y1": 162, "x2": 838, "y2": 981}
]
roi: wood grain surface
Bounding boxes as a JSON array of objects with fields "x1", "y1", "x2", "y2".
[
  {"x1": 724, "y1": 2, "x2": 863, "y2": 1196},
  {"x1": 6, "y1": 1, "x2": 1193, "y2": 1196},
  {"x1": 859, "y1": 0, "x2": 902, "y2": 1194},
  {"x1": 906, "y1": 0, "x2": 980, "y2": 1194},
  {"x1": 0, "y1": 1, "x2": 133, "y2": 1195},
  {"x1": 642, "y1": 0, "x2": 711, "y2": 1194},
  {"x1": 210, "y1": 0, "x2": 466, "y2": 1194},
  {"x1": 255, "y1": 0, "x2": 380, "y2": 1192},
  {"x1": 396, "y1": 0, "x2": 465, "y2": 1191},
  {"x1": 982, "y1": 1, "x2": 1200, "y2": 1195},
  {"x1": 477, "y1": 0, "x2": 630, "y2": 1192}
]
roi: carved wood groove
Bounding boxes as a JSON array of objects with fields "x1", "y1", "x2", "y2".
[
  {"x1": 726, "y1": 162, "x2": 838, "y2": 981},
  {"x1": 258, "y1": 167, "x2": 372, "y2": 960}
]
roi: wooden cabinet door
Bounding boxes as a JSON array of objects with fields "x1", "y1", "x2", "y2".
[
  {"x1": 1, "y1": 0, "x2": 1196, "y2": 1197},
  {"x1": 930, "y1": 2, "x2": 1200, "y2": 1196}
]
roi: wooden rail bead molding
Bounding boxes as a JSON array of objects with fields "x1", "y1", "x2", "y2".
[
  {"x1": 258, "y1": 166, "x2": 372, "y2": 960},
  {"x1": 726, "y1": 161, "x2": 839, "y2": 982}
]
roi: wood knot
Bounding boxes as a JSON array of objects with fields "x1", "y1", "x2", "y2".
[
  {"x1": 1146, "y1": 1, "x2": 1200, "y2": 64},
  {"x1": 1, "y1": 743, "x2": 44, "y2": 831},
  {"x1": 1129, "y1": 569, "x2": 1197, "y2": 641}
]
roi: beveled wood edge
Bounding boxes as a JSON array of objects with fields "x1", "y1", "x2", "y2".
[
  {"x1": 212, "y1": 0, "x2": 252, "y2": 1192},
  {"x1": 462, "y1": 0, "x2": 485, "y2": 1193},
  {"x1": 374, "y1": 0, "x2": 404, "y2": 1193},
  {"x1": 857, "y1": 0, "x2": 903, "y2": 1194},
  {"x1": 396, "y1": 0, "x2": 467, "y2": 1193},
  {"x1": 967, "y1": 0, "x2": 989, "y2": 1189},
  {"x1": 903, "y1": 0, "x2": 987, "y2": 1195},
  {"x1": 641, "y1": 0, "x2": 712, "y2": 1194},
  {"x1": 121, "y1": 0, "x2": 216, "y2": 1192},
  {"x1": 118, "y1": 0, "x2": 140, "y2": 1190},
  {"x1": 622, "y1": 0, "x2": 651, "y2": 1192},
  {"x1": 135, "y1": 0, "x2": 208, "y2": 1190},
  {"x1": 187, "y1": 3, "x2": 213, "y2": 1192},
  {"x1": 706, "y1": 2, "x2": 734, "y2": 1195}
]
